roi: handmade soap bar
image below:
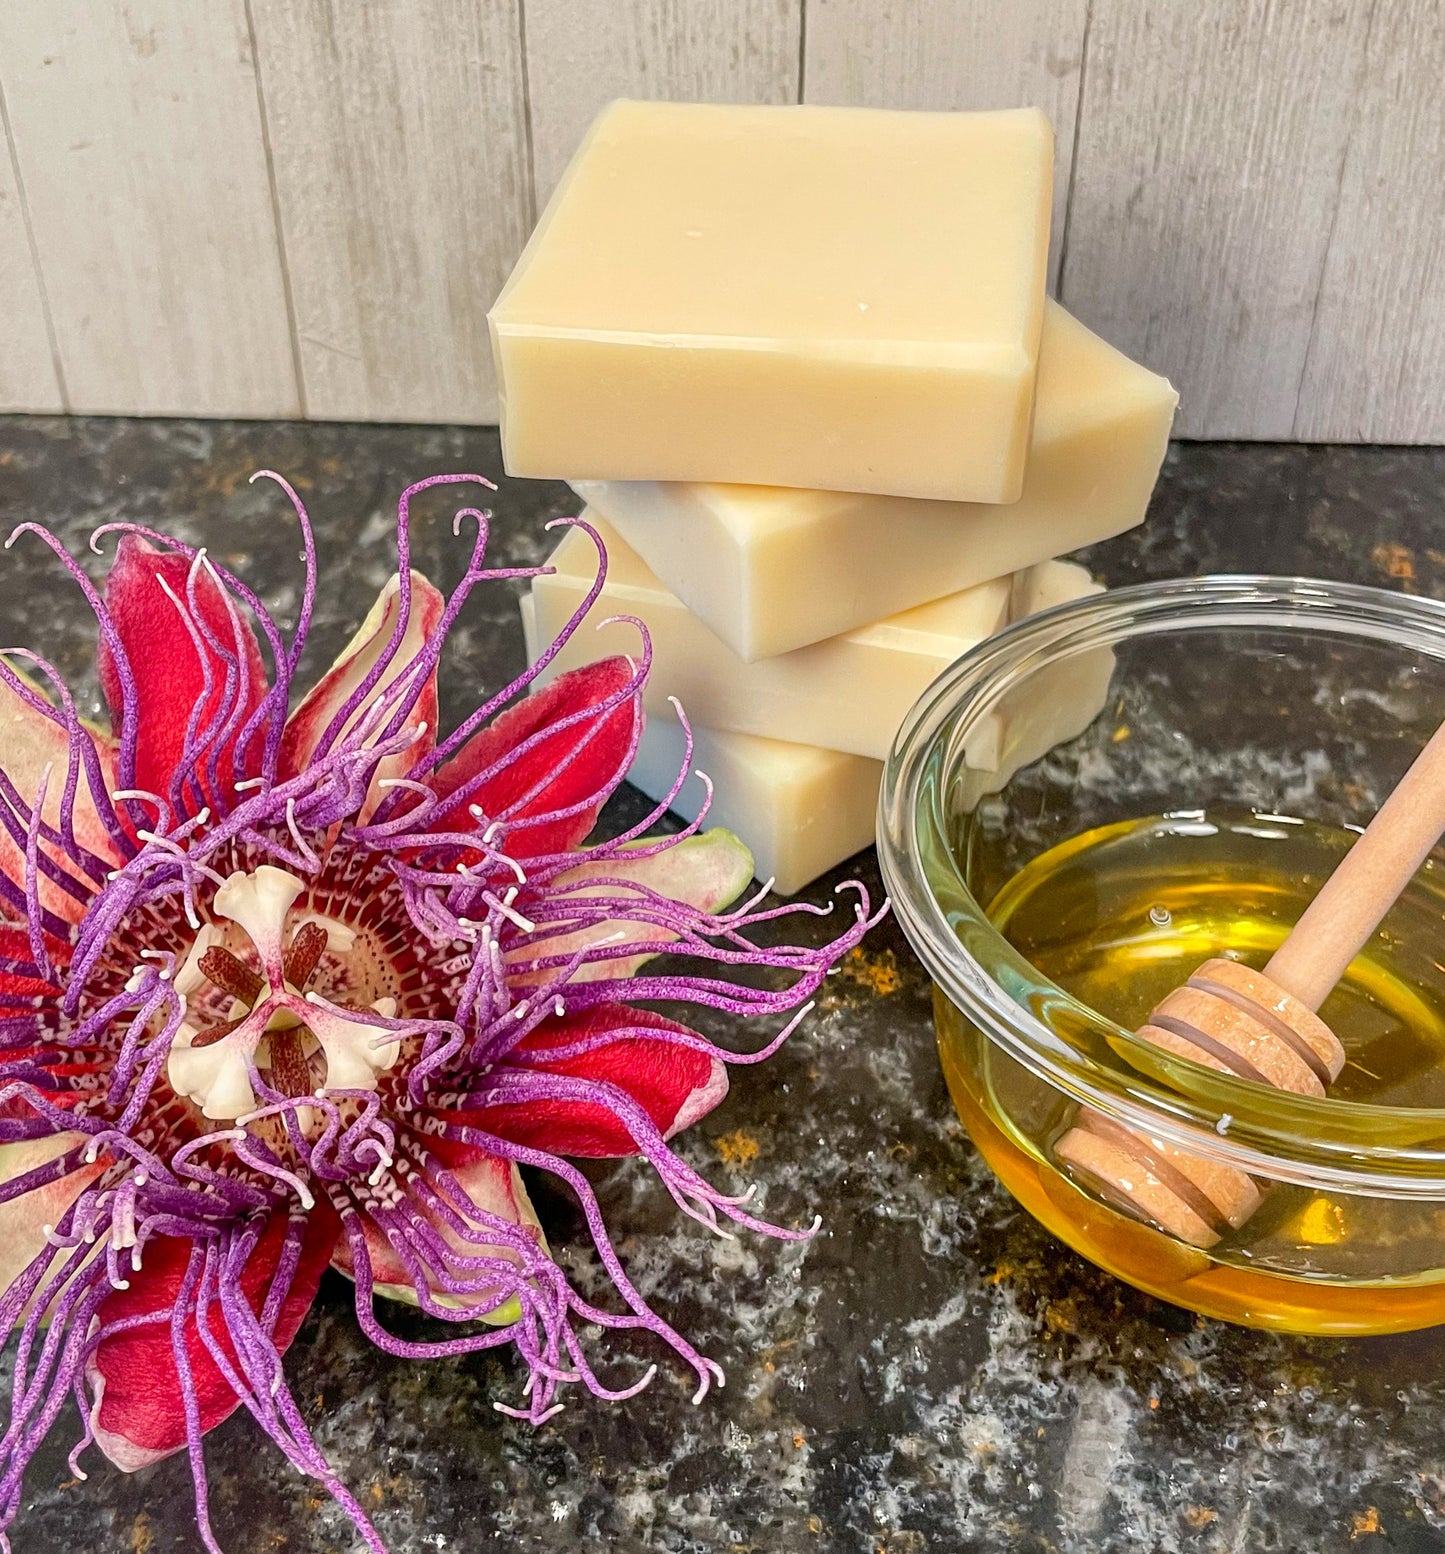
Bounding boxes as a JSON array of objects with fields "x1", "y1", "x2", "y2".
[
  {"x1": 573, "y1": 304, "x2": 1177, "y2": 660},
  {"x1": 523, "y1": 562, "x2": 1103, "y2": 892},
  {"x1": 527, "y1": 517, "x2": 1011, "y2": 760},
  {"x1": 523, "y1": 589, "x2": 880, "y2": 895},
  {"x1": 628, "y1": 718, "x2": 880, "y2": 896},
  {"x1": 490, "y1": 100, "x2": 1053, "y2": 502},
  {"x1": 968, "y1": 558, "x2": 1114, "y2": 802},
  {"x1": 1010, "y1": 554, "x2": 1103, "y2": 622}
]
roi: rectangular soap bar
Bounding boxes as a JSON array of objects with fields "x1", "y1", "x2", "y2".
[
  {"x1": 1010, "y1": 554, "x2": 1104, "y2": 621},
  {"x1": 620, "y1": 563, "x2": 1106, "y2": 891},
  {"x1": 573, "y1": 303, "x2": 1177, "y2": 660},
  {"x1": 523, "y1": 588, "x2": 881, "y2": 895},
  {"x1": 524, "y1": 562, "x2": 1103, "y2": 891},
  {"x1": 968, "y1": 558, "x2": 1115, "y2": 803},
  {"x1": 627, "y1": 718, "x2": 881, "y2": 897},
  {"x1": 490, "y1": 100, "x2": 1053, "y2": 502},
  {"x1": 527, "y1": 516, "x2": 1012, "y2": 760}
]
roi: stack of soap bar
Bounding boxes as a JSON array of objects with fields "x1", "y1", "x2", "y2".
[
  {"x1": 572, "y1": 302, "x2": 1177, "y2": 659},
  {"x1": 490, "y1": 100, "x2": 1054, "y2": 502},
  {"x1": 493, "y1": 99, "x2": 1175, "y2": 891}
]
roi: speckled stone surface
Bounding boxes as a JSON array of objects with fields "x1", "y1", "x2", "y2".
[{"x1": 1, "y1": 421, "x2": 1445, "y2": 1554}]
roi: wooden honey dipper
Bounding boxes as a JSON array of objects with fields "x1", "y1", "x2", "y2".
[{"x1": 1055, "y1": 715, "x2": 1445, "y2": 1249}]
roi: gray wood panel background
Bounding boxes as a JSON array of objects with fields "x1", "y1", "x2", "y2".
[{"x1": 0, "y1": 0, "x2": 1439, "y2": 440}]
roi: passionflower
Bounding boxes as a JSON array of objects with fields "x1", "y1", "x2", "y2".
[{"x1": 0, "y1": 473, "x2": 879, "y2": 1551}]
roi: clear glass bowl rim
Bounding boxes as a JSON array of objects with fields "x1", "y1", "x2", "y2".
[{"x1": 878, "y1": 573, "x2": 1445, "y2": 1199}]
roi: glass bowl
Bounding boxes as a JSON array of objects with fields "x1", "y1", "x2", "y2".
[{"x1": 879, "y1": 576, "x2": 1445, "y2": 1335}]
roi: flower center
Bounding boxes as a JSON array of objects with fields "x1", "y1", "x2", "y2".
[{"x1": 166, "y1": 864, "x2": 401, "y2": 1122}]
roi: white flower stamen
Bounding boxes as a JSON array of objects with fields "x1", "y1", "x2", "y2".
[
  {"x1": 166, "y1": 866, "x2": 395, "y2": 1120},
  {"x1": 212, "y1": 865, "x2": 305, "y2": 975},
  {"x1": 484, "y1": 889, "x2": 536, "y2": 935}
]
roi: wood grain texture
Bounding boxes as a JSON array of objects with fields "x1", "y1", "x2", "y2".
[
  {"x1": 0, "y1": 103, "x2": 61, "y2": 412},
  {"x1": 1, "y1": 0, "x2": 1440, "y2": 441},
  {"x1": 1060, "y1": 0, "x2": 1375, "y2": 439},
  {"x1": 1295, "y1": 0, "x2": 1445, "y2": 441},
  {"x1": 802, "y1": 0, "x2": 1089, "y2": 288},
  {"x1": 0, "y1": 1, "x2": 297, "y2": 417},
  {"x1": 524, "y1": 0, "x2": 803, "y2": 205},
  {"x1": 249, "y1": 0, "x2": 531, "y2": 424}
]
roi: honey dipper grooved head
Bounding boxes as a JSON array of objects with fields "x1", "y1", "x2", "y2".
[
  {"x1": 1144, "y1": 958, "x2": 1344, "y2": 1098},
  {"x1": 1056, "y1": 1108, "x2": 1261, "y2": 1249},
  {"x1": 1055, "y1": 959, "x2": 1345, "y2": 1249}
]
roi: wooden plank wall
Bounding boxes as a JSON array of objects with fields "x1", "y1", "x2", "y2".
[
  {"x1": 0, "y1": 0, "x2": 1440, "y2": 441},
  {"x1": 0, "y1": 101, "x2": 60, "y2": 414},
  {"x1": 0, "y1": 1, "x2": 298, "y2": 418},
  {"x1": 248, "y1": 0, "x2": 532, "y2": 424}
]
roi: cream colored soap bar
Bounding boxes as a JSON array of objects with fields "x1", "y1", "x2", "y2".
[
  {"x1": 523, "y1": 562, "x2": 1102, "y2": 893},
  {"x1": 528, "y1": 516, "x2": 1012, "y2": 760},
  {"x1": 620, "y1": 562, "x2": 1105, "y2": 892},
  {"x1": 969, "y1": 558, "x2": 1115, "y2": 802},
  {"x1": 1010, "y1": 555, "x2": 1103, "y2": 621},
  {"x1": 628, "y1": 718, "x2": 881, "y2": 896},
  {"x1": 573, "y1": 303, "x2": 1177, "y2": 660},
  {"x1": 490, "y1": 100, "x2": 1053, "y2": 502}
]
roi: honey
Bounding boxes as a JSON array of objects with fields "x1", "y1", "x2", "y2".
[{"x1": 937, "y1": 808, "x2": 1445, "y2": 1334}]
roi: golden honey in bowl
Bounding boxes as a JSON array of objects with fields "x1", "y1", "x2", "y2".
[{"x1": 936, "y1": 808, "x2": 1445, "y2": 1334}]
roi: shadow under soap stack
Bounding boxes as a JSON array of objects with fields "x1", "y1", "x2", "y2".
[{"x1": 488, "y1": 99, "x2": 1178, "y2": 892}]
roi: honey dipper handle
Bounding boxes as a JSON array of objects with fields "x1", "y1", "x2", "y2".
[{"x1": 1264, "y1": 717, "x2": 1445, "y2": 1010}]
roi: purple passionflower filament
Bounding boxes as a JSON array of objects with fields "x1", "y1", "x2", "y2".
[{"x1": 0, "y1": 473, "x2": 881, "y2": 1552}]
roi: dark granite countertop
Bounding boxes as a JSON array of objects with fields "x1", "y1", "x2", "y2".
[{"x1": 2, "y1": 420, "x2": 1444, "y2": 1554}]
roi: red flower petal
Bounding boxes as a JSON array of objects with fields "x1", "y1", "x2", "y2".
[
  {"x1": 280, "y1": 572, "x2": 443, "y2": 819},
  {"x1": 330, "y1": 1144, "x2": 542, "y2": 1319},
  {"x1": 86, "y1": 1203, "x2": 339, "y2": 1470},
  {"x1": 0, "y1": 923, "x2": 62, "y2": 997},
  {"x1": 97, "y1": 536, "x2": 268, "y2": 810},
  {"x1": 0, "y1": 926, "x2": 80, "y2": 1112},
  {"x1": 470, "y1": 1003, "x2": 727, "y2": 1158},
  {"x1": 428, "y1": 659, "x2": 638, "y2": 858}
]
